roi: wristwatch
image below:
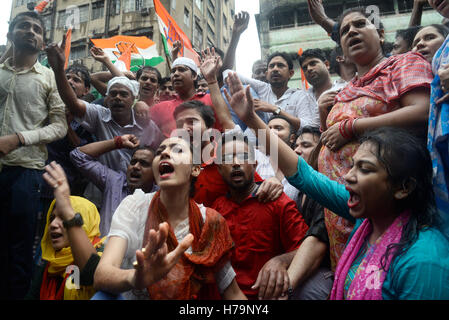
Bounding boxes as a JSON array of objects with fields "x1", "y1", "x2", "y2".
[
  {"x1": 63, "y1": 212, "x2": 84, "y2": 229},
  {"x1": 274, "y1": 107, "x2": 281, "y2": 115}
]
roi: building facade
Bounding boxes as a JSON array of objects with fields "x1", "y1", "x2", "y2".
[
  {"x1": 10, "y1": 0, "x2": 235, "y2": 75},
  {"x1": 256, "y1": 0, "x2": 443, "y2": 87}
]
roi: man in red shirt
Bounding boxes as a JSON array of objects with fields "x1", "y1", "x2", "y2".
[
  {"x1": 150, "y1": 57, "x2": 222, "y2": 137},
  {"x1": 212, "y1": 133, "x2": 309, "y2": 300}
]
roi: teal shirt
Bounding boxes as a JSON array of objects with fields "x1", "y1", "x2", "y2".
[{"x1": 287, "y1": 157, "x2": 449, "y2": 300}]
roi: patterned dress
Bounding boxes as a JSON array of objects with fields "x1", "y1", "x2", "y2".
[
  {"x1": 429, "y1": 35, "x2": 449, "y2": 238},
  {"x1": 318, "y1": 52, "x2": 433, "y2": 270}
]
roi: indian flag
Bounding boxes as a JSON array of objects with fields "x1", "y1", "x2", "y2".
[
  {"x1": 153, "y1": 0, "x2": 199, "y2": 65},
  {"x1": 90, "y1": 35, "x2": 164, "y2": 72}
]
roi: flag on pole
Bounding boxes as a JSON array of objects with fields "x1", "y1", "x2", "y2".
[
  {"x1": 90, "y1": 35, "x2": 164, "y2": 72},
  {"x1": 64, "y1": 28, "x2": 72, "y2": 70},
  {"x1": 34, "y1": 0, "x2": 52, "y2": 14},
  {"x1": 297, "y1": 48, "x2": 309, "y2": 90},
  {"x1": 153, "y1": 0, "x2": 200, "y2": 65}
]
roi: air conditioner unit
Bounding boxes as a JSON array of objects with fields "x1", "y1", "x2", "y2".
[{"x1": 141, "y1": 8, "x2": 150, "y2": 16}]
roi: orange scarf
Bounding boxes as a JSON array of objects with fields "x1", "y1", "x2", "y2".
[{"x1": 144, "y1": 191, "x2": 234, "y2": 300}]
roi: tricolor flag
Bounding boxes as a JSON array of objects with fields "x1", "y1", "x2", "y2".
[
  {"x1": 90, "y1": 35, "x2": 164, "y2": 72},
  {"x1": 153, "y1": 0, "x2": 199, "y2": 65},
  {"x1": 64, "y1": 28, "x2": 72, "y2": 70},
  {"x1": 298, "y1": 48, "x2": 310, "y2": 90},
  {"x1": 34, "y1": 0, "x2": 52, "y2": 14}
]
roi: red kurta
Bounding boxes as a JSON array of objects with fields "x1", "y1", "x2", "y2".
[
  {"x1": 150, "y1": 93, "x2": 223, "y2": 137},
  {"x1": 211, "y1": 190, "x2": 309, "y2": 299}
]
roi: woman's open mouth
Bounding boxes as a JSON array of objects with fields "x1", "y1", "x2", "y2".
[
  {"x1": 346, "y1": 186, "x2": 361, "y2": 209},
  {"x1": 159, "y1": 161, "x2": 175, "y2": 179}
]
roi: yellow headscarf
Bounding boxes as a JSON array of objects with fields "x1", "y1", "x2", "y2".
[{"x1": 40, "y1": 196, "x2": 105, "y2": 300}]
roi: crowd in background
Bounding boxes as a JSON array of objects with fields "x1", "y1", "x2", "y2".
[{"x1": 1, "y1": 0, "x2": 449, "y2": 301}]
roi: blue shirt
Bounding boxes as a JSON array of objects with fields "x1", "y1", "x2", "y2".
[{"x1": 287, "y1": 156, "x2": 449, "y2": 299}]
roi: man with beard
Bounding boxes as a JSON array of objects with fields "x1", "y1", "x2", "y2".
[
  {"x1": 70, "y1": 134, "x2": 156, "y2": 236},
  {"x1": 45, "y1": 35, "x2": 163, "y2": 175},
  {"x1": 212, "y1": 133, "x2": 308, "y2": 300},
  {"x1": 224, "y1": 52, "x2": 319, "y2": 131},
  {"x1": 0, "y1": 11, "x2": 68, "y2": 299}
]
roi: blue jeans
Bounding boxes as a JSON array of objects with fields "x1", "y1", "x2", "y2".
[
  {"x1": 0, "y1": 166, "x2": 43, "y2": 300},
  {"x1": 91, "y1": 291, "x2": 125, "y2": 300}
]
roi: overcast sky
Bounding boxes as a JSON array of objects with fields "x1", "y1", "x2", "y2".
[
  {"x1": 1, "y1": 0, "x2": 13, "y2": 46},
  {"x1": 0, "y1": 0, "x2": 260, "y2": 76}
]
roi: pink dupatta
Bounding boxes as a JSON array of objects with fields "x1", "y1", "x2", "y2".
[{"x1": 330, "y1": 211, "x2": 410, "y2": 300}]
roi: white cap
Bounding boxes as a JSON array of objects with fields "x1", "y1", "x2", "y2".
[
  {"x1": 172, "y1": 57, "x2": 198, "y2": 74},
  {"x1": 106, "y1": 76, "x2": 140, "y2": 97}
]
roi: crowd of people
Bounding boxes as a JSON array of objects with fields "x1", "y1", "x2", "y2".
[{"x1": 1, "y1": 0, "x2": 449, "y2": 301}]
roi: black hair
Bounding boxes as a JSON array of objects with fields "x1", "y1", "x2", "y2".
[
  {"x1": 131, "y1": 145, "x2": 156, "y2": 158},
  {"x1": 415, "y1": 24, "x2": 449, "y2": 45},
  {"x1": 220, "y1": 131, "x2": 256, "y2": 163},
  {"x1": 336, "y1": 7, "x2": 386, "y2": 55},
  {"x1": 395, "y1": 26, "x2": 422, "y2": 51},
  {"x1": 66, "y1": 64, "x2": 91, "y2": 88},
  {"x1": 329, "y1": 46, "x2": 343, "y2": 76},
  {"x1": 136, "y1": 66, "x2": 162, "y2": 85},
  {"x1": 268, "y1": 114, "x2": 296, "y2": 136},
  {"x1": 358, "y1": 127, "x2": 438, "y2": 271},
  {"x1": 9, "y1": 11, "x2": 47, "y2": 43},
  {"x1": 160, "y1": 76, "x2": 172, "y2": 85},
  {"x1": 298, "y1": 126, "x2": 321, "y2": 139},
  {"x1": 298, "y1": 48, "x2": 328, "y2": 68},
  {"x1": 267, "y1": 52, "x2": 294, "y2": 70},
  {"x1": 173, "y1": 100, "x2": 216, "y2": 129}
]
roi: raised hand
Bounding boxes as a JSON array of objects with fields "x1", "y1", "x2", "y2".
[
  {"x1": 224, "y1": 72, "x2": 257, "y2": 124},
  {"x1": 120, "y1": 134, "x2": 140, "y2": 149},
  {"x1": 90, "y1": 46, "x2": 109, "y2": 64},
  {"x1": 233, "y1": 11, "x2": 250, "y2": 36},
  {"x1": 171, "y1": 40, "x2": 182, "y2": 60},
  {"x1": 132, "y1": 222, "x2": 194, "y2": 289},
  {"x1": 43, "y1": 161, "x2": 74, "y2": 220},
  {"x1": 200, "y1": 47, "x2": 221, "y2": 83},
  {"x1": 45, "y1": 34, "x2": 67, "y2": 72}
]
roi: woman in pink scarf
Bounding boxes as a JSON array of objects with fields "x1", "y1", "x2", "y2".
[{"x1": 224, "y1": 71, "x2": 449, "y2": 299}]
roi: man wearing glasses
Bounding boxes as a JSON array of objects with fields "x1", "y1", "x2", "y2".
[{"x1": 212, "y1": 133, "x2": 309, "y2": 301}]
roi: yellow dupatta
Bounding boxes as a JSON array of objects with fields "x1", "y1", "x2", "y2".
[{"x1": 40, "y1": 196, "x2": 105, "y2": 300}]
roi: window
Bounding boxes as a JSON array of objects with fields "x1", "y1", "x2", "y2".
[
  {"x1": 16, "y1": 0, "x2": 34, "y2": 7},
  {"x1": 137, "y1": 0, "x2": 154, "y2": 10},
  {"x1": 397, "y1": 0, "x2": 431, "y2": 13},
  {"x1": 195, "y1": 0, "x2": 203, "y2": 12},
  {"x1": 57, "y1": 10, "x2": 69, "y2": 28},
  {"x1": 223, "y1": 14, "x2": 227, "y2": 30},
  {"x1": 171, "y1": 0, "x2": 177, "y2": 10},
  {"x1": 208, "y1": 0, "x2": 215, "y2": 11},
  {"x1": 41, "y1": 15, "x2": 52, "y2": 33},
  {"x1": 110, "y1": 0, "x2": 121, "y2": 15},
  {"x1": 123, "y1": 0, "x2": 136, "y2": 13},
  {"x1": 184, "y1": 8, "x2": 190, "y2": 27},
  {"x1": 79, "y1": 5, "x2": 89, "y2": 23},
  {"x1": 70, "y1": 46, "x2": 86, "y2": 61},
  {"x1": 194, "y1": 22, "x2": 203, "y2": 49},
  {"x1": 207, "y1": 9, "x2": 215, "y2": 25},
  {"x1": 207, "y1": 37, "x2": 214, "y2": 48},
  {"x1": 92, "y1": 1, "x2": 105, "y2": 20},
  {"x1": 207, "y1": 23, "x2": 214, "y2": 39},
  {"x1": 270, "y1": 9, "x2": 295, "y2": 30}
]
